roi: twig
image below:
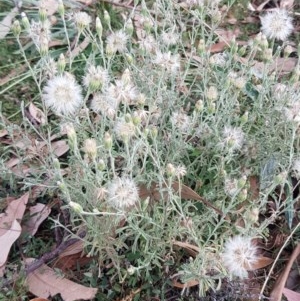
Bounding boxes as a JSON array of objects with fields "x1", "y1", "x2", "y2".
[{"x1": 25, "y1": 231, "x2": 86, "y2": 275}]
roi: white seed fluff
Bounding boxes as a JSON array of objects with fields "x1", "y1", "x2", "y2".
[
  {"x1": 107, "y1": 176, "x2": 139, "y2": 210},
  {"x1": 222, "y1": 235, "x2": 258, "y2": 278},
  {"x1": 260, "y1": 8, "x2": 293, "y2": 41},
  {"x1": 43, "y1": 74, "x2": 83, "y2": 116},
  {"x1": 106, "y1": 30, "x2": 128, "y2": 53}
]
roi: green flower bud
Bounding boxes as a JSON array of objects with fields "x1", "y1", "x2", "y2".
[{"x1": 12, "y1": 20, "x2": 21, "y2": 37}]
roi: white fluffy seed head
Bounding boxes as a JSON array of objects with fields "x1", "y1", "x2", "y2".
[
  {"x1": 222, "y1": 235, "x2": 258, "y2": 278},
  {"x1": 222, "y1": 126, "x2": 245, "y2": 151},
  {"x1": 107, "y1": 176, "x2": 139, "y2": 210},
  {"x1": 90, "y1": 92, "x2": 119, "y2": 119},
  {"x1": 106, "y1": 30, "x2": 128, "y2": 54},
  {"x1": 170, "y1": 111, "x2": 191, "y2": 133},
  {"x1": 83, "y1": 65, "x2": 109, "y2": 92},
  {"x1": 260, "y1": 8, "x2": 293, "y2": 41},
  {"x1": 73, "y1": 12, "x2": 92, "y2": 31},
  {"x1": 43, "y1": 74, "x2": 83, "y2": 116}
]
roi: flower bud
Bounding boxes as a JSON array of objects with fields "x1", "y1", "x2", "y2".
[
  {"x1": 57, "y1": 53, "x2": 66, "y2": 74},
  {"x1": 284, "y1": 45, "x2": 293, "y2": 58},
  {"x1": 97, "y1": 159, "x2": 105, "y2": 171},
  {"x1": 195, "y1": 99, "x2": 204, "y2": 112},
  {"x1": 104, "y1": 132, "x2": 112, "y2": 150},
  {"x1": 197, "y1": 39, "x2": 205, "y2": 55},
  {"x1": 58, "y1": 0, "x2": 65, "y2": 17},
  {"x1": 21, "y1": 12, "x2": 30, "y2": 31},
  {"x1": 166, "y1": 163, "x2": 176, "y2": 178},
  {"x1": 125, "y1": 19, "x2": 134, "y2": 36},
  {"x1": 104, "y1": 10, "x2": 111, "y2": 27},
  {"x1": 39, "y1": 3, "x2": 47, "y2": 23},
  {"x1": 127, "y1": 265, "x2": 136, "y2": 275},
  {"x1": 83, "y1": 138, "x2": 97, "y2": 160},
  {"x1": 12, "y1": 20, "x2": 21, "y2": 37},
  {"x1": 69, "y1": 201, "x2": 83, "y2": 214},
  {"x1": 96, "y1": 17, "x2": 103, "y2": 38},
  {"x1": 53, "y1": 158, "x2": 60, "y2": 169}
]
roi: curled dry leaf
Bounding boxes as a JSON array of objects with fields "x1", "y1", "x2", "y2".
[
  {"x1": 0, "y1": 220, "x2": 22, "y2": 267},
  {"x1": 0, "y1": 129, "x2": 8, "y2": 137},
  {"x1": 172, "y1": 278, "x2": 199, "y2": 289},
  {"x1": 51, "y1": 140, "x2": 69, "y2": 157},
  {"x1": 139, "y1": 182, "x2": 223, "y2": 216},
  {"x1": 28, "y1": 103, "x2": 47, "y2": 125},
  {"x1": 248, "y1": 256, "x2": 273, "y2": 271},
  {"x1": 280, "y1": 0, "x2": 294, "y2": 9},
  {"x1": 22, "y1": 203, "x2": 51, "y2": 236},
  {"x1": 41, "y1": 0, "x2": 59, "y2": 16},
  {"x1": 26, "y1": 259, "x2": 98, "y2": 301},
  {"x1": 270, "y1": 243, "x2": 300, "y2": 301},
  {"x1": 0, "y1": 193, "x2": 29, "y2": 275}
]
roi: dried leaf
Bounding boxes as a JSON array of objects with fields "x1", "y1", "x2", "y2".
[
  {"x1": 173, "y1": 240, "x2": 200, "y2": 257},
  {"x1": 42, "y1": 0, "x2": 59, "y2": 16},
  {"x1": 280, "y1": 0, "x2": 294, "y2": 9},
  {"x1": 256, "y1": 0, "x2": 272, "y2": 11},
  {"x1": 51, "y1": 140, "x2": 69, "y2": 157},
  {"x1": 0, "y1": 220, "x2": 22, "y2": 266},
  {"x1": 270, "y1": 243, "x2": 300, "y2": 301},
  {"x1": 172, "y1": 279, "x2": 199, "y2": 288},
  {"x1": 139, "y1": 182, "x2": 223, "y2": 216},
  {"x1": 58, "y1": 240, "x2": 84, "y2": 258},
  {"x1": 26, "y1": 259, "x2": 98, "y2": 301},
  {"x1": 252, "y1": 58, "x2": 297, "y2": 78},
  {"x1": 248, "y1": 256, "x2": 273, "y2": 270},
  {"x1": 116, "y1": 288, "x2": 142, "y2": 301},
  {"x1": 5, "y1": 157, "x2": 21, "y2": 169},
  {"x1": 283, "y1": 288, "x2": 300, "y2": 301},
  {"x1": 28, "y1": 103, "x2": 47, "y2": 125},
  {"x1": 22, "y1": 204, "x2": 51, "y2": 236},
  {"x1": 0, "y1": 193, "x2": 29, "y2": 236},
  {"x1": 0, "y1": 8, "x2": 18, "y2": 40},
  {"x1": 0, "y1": 129, "x2": 8, "y2": 137}
]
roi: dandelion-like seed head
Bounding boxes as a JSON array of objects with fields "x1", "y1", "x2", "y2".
[
  {"x1": 90, "y1": 92, "x2": 119, "y2": 119},
  {"x1": 29, "y1": 19, "x2": 51, "y2": 52},
  {"x1": 152, "y1": 51, "x2": 180, "y2": 74},
  {"x1": 170, "y1": 111, "x2": 191, "y2": 133},
  {"x1": 43, "y1": 74, "x2": 83, "y2": 116},
  {"x1": 73, "y1": 12, "x2": 92, "y2": 31},
  {"x1": 209, "y1": 53, "x2": 228, "y2": 67},
  {"x1": 175, "y1": 165, "x2": 187, "y2": 178},
  {"x1": 260, "y1": 8, "x2": 293, "y2": 41},
  {"x1": 106, "y1": 30, "x2": 128, "y2": 54},
  {"x1": 224, "y1": 177, "x2": 239, "y2": 197},
  {"x1": 139, "y1": 34, "x2": 157, "y2": 53},
  {"x1": 83, "y1": 65, "x2": 109, "y2": 92},
  {"x1": 107, "y1": 80, "x2": 139, "y2": 105},
  {"x1": 107, "y1": 176, "x2": 139, "y2": 210},
  {"x1": 222, "y1": 235, "x2": 258, "y2": 278},
  {"x1": 222, "y1": 126, "x2": 245, "y2": 151},
  {"x1": 114, "y1": 118, "x2": 136, "y2": 142},
  {"x1": 160, "y1": 30, "x2": 179, "y2": 47}
]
